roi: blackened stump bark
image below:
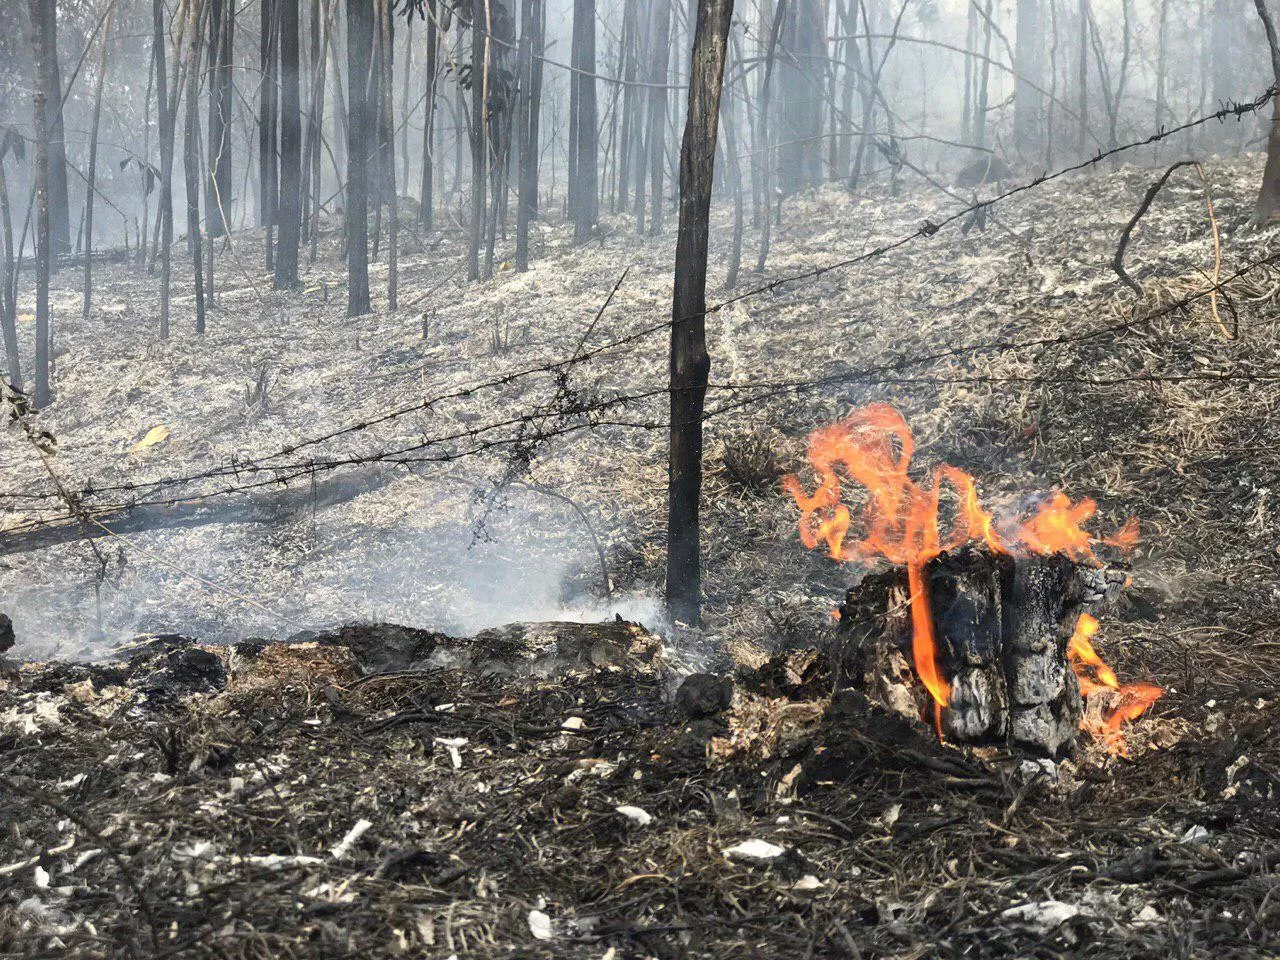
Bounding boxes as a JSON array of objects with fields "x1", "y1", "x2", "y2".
[
  {"x1": 346, "y1": 0, "x2": 373, "y2": 316},
  {"x1": 664, "y1": 0, "x2": 734, "y2": 627},
  {"x1": 834, "y1": 549, "x2": 1125, "y2": 756}
]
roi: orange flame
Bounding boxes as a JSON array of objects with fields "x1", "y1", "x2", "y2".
[
  {"x1": 1068, "y1": 613, "x2": 1163, "y2": 753},
  {"x1": 783, "y1": 404, "x2": 1153, "y2": 746}
]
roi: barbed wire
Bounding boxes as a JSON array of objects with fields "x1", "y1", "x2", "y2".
[
  {"x1": 1, "y1": 85, "x2": 1276, "y2": 528},
  {"x1": 6, "y1": 236, "x2": 1279, "y2": 540}
]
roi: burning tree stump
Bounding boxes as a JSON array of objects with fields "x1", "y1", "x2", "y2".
[{"x1": 834, "y1": 547, "x2": 1126, "y2": 756}]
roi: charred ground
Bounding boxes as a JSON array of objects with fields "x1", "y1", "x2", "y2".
[{"x1": 2, "y1": 156, "x2": 1280, "y2": 956}]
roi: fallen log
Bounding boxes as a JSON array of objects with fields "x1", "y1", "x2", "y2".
[{"x1": 0, "y1": 466, "x2": 392, "y2": 557}]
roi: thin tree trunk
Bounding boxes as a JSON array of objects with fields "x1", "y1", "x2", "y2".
[
  {"x1": 83, "y1": 4, "x2": 114, "y2": 323},
  {"x1": 346, "y1": 0, "x2": 373, "y2": 315},
  {"x1": 571, "y1": 0, "x2": 599, "y2": 243},
  {"x1": 207, "y1": 0, "x2": 234, "y2": 238},
  {"x1": 1252, "y1": 0, "x2": 1280, "y2": 223},
  {"x1": 0, "y1": 151, "x2": 20, "y2": 388},
  {"x1": 756, "y1": 0, "x2": 787, "y2": 271},
  {"x1": 260, "y1": 0, "x2": 279, "y2": 268},
  {"x1": 183, "y1": 0, "x2": 209, "y2": 334},
  {"x1": 37, "y1": 0, "x2": 72, "y2": 259},
  {"x1": 154, "y1": 0, "x2": 174, "y2": 338},
  {"x1": 647, "y1": 0, "x2": 673, "y2": 235},
  {"x1": 1076, "y1": 0, "x2": 1088, "y2": 155},
  {"x1": 1013, "y1": 0, "x2": 1041, "y2": 153},
  {"x1": 666, "y1": 0, "x2": 734, "y2": 627},
  {"x1": 275, "y1": 0, "x2": 302, "y2": 287},
  {"x1": 419, "y1": 0, "x2": 439, "y2": 232},
  {"x1": 140, "y1": 42, "x2": 155, "y2": 268},
  {"x1": 515, "y1": 0, "x2": 544, "y2": 272},
  {"x1": 468, "y1": 0, "x2": 488, "y2": 281},
  {"x1": 29, "y1": 0, "x2": 53, "y2": 405},
  {"x1": 379, "y1": 0, "x2": 397, "y2": 309}
]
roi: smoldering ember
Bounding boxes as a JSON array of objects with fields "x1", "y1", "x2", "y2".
[{"x1": 5, "y1": 1, "x2": 1280, "y2": 959}]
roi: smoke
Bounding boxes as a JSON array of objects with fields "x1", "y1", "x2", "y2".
[{"x1": 2, "y1": 492, "x2": 666, "y2": 661}]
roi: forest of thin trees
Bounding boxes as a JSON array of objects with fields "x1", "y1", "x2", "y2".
[{"x1": 2, "y1": 0, "x2": 1280, "y2": 623}]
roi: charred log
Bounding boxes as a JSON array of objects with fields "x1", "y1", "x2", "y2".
[{"x1": 833, "y1": 547, "x2": 1125, "y2": 756}]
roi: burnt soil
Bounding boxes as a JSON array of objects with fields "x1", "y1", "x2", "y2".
[{"x1": 3, "y1": 620, "x2": 1280, "y2": 959}]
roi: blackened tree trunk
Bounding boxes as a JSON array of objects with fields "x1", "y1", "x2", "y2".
[
  {"x1": 207, "y1": 0, "x2": 235, "y2": 239},
  {"x1": 665, "y1": 0, "x2": 734, "y2": 627},
  {"x1": 346, "y1": 0, "x2": 373, "y2": 315},
  {"x1": 468, "y1": 0, "x2": 487, "y2": 281},
  {"x1": 646, "y1": 0, "x2": 673, "y2": 236},
  {"x1": 1253, "y1": 0, "x2": 1280, "y2": 224},
  {"x1": 515, "y1": 0, "x2": 544, "y2": 272},
  {"x1": 275, "y1": 0, "x2": 302, "y2": 287},
  {"x1": 378, "y1": 0, "x2": 397, "y2": 309},
  {"x1": 82, "y1": 5, "x2": 114, "y2": 322},
  {"x1": 1076, "y1": 0, "x2": 1089, "y2": 154},
  {"x1": 1013, "y1": 0, "x2": 1042, "y2": 154},
  {"x1": 36, "y1": 0, "x2": 71, "y2": 259},
  {"x1": 777, "y1": 0, "x2": 823, "y2": 194},
  {"x1": 570, "y1": 0, "x2": 598, "y2": 243},
  {"x1": 260, "y1": 0, "x2": 279, "y2": 268},
  {"x1": 183, "y1": 0, "x2": 208, "y2": 334},
  {"x1": 154, "y1": 0, "x2": 174, "y2": 338},
  {"x1": 419, "y1": 0, "x2": 440, "y2": 232},
  {"x1": 0, "y1": 141, "x2": 20, "y2": 387},
  {"x1": 28, "y1": 0, "x2": 52, "y2": 405}
]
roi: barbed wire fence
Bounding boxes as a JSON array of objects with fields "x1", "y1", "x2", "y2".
[{"x1": 2, "y1": 84, "x2": 1278, "y2": 546}]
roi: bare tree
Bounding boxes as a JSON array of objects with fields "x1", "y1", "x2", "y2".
[
  {"x1": 346, "y1": 0, "x2": 374, "y2": 315},
  {"x1": 570, "y1": 0, "x2": 599, "y2": 243},
  {"x1": 83, "y1": 3, "x2": 115, "y2": 322},
  {"x1": 666, "y1": 0, "x2": 735, "y2": 627},
  {"x1": 1253, "y1": 0, "x2": 1280, "y2": 223},
  {"x1": 275, "y1": 0, "x2": 302, "y2": 287},
  {"x1": 28, "y1": 0, "x2": 52, "y2": 405}
]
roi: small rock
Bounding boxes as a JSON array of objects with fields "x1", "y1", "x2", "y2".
[
  {"x1": 675, "y1": 673, "x2": 733, "y2": 719},
  {"x1": 528, "y1": 909, "x2": 554, "y2": 941},
  {"x1": 791, "y1": 875, "x2": 825, "y2": 891},
  {"x1": 1180, "y1": 824, "x2": 1209, "y2": 844},
  {"x1": 1001, "y1": 900, "x2": 1080, "y2": 931},
  {"x1": 561, "y1": 716, "x2": 586, "y2": 731},
  {"x1": 615, "y1": 805, "x2": 652, "y2": 827},
  {"x1": 723, "y1": 839, "x2": 787, "y2": 862}
]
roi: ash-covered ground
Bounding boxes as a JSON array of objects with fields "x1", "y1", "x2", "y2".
[{"x1": 3, "y1": 153, "x2": 1280, "y2": 957}]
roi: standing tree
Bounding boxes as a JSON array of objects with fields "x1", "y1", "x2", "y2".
[
  {"x1": 645, "y1": 0, "x2": 672, "y2": 236},
  {"x1": 1013, "y1": 0, "x2": 1043, "y2": 154},
  {"x1": 28, "y1": 0, "x2": 52, "y2": 405},
  {"x1": 468, "y1": 0, "x2": 487, "y2": 280},
  {"x1": 0, "y1": 131, "x2": 22, "y2": 387},
  {"x1": 418, "y1": 0, "x2": 440, "y2": 233},
  {"x1": 1253, "y1": 0, "x2": 1280, "y2": 223},
  {"x1": 182, "y1": 0, "x2": 208, "y2": 334},
  {"x1": 514, "y1": 0, "x2": 544, "y2": 271},
  {"x1": 207, "y1": 0, "x2": 235, "y2": 238},
  {"x1": 83, "y1": 3, "x2": 115, "y2": 322},
  {"x1": 666, "y1": 0, "x2": 734, "y2": 627},
  {"x1": 346, "y1": 0, "x2": 374, "y2": 315},
  {"x1": 260, "y1": 0, "x2": 279, "y2": 269},
  {"x1": 34, "y1": 0, "x2": 71, "y2": 258},
  {"x1": 275, "y1": 0, "x2": 302, "y2": 287},
  {"x1": 153, "y1": 0, "x2": 175, "y2": 338},
  {"x1": 569, "y1": 0, "x2": 598, "y2": 243}
]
